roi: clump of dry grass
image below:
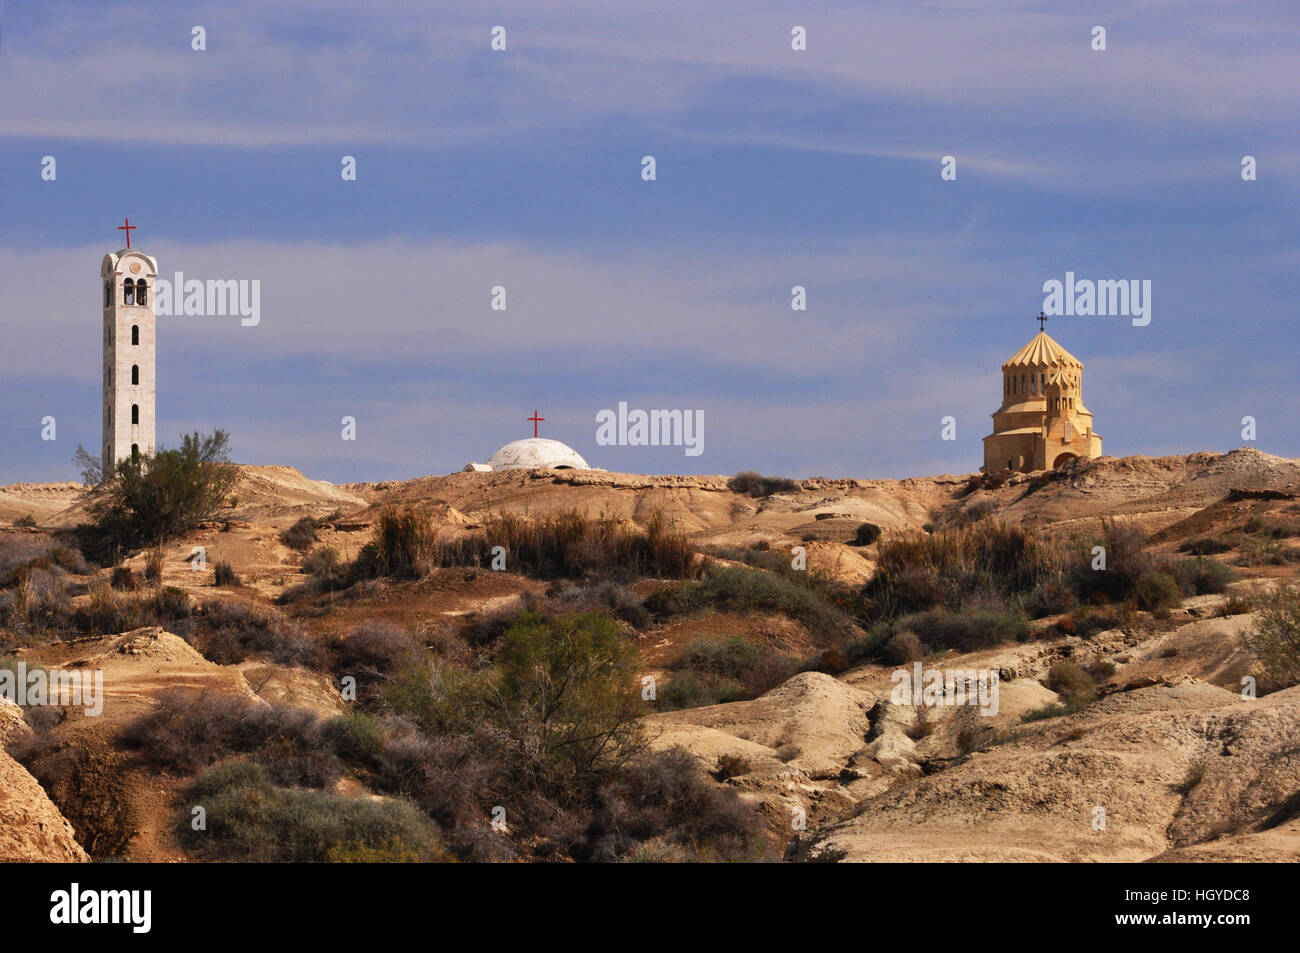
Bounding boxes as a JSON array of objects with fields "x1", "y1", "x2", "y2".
[{"x1": 353, "y1": 506, "x2": 698, "y2": 583}]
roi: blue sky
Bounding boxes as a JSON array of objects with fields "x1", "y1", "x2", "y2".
[{"x1": 1, "y1": 0, "x2": 1297, "y2": 483}]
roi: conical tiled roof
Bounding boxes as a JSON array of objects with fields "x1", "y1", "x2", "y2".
[{"x1": 1002, "y1": 331, "x2": 1082, "y2": 369}]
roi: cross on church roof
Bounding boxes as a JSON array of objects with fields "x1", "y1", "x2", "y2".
[
  {"x1": 527, "y1": 410, "x2": 545, "y2": 438},
  {"x1": 1036, "y1": 310, "x2": 1048, "y2": 332},
  {"x1": 117, "y1": 217, "x2": 137, "y2": 249}
]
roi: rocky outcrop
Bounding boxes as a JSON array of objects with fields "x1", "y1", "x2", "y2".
[{"x1": 0, "y1": 747, "x2": 88, "y2": 862}]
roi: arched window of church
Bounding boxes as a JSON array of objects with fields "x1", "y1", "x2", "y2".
[
  {"x1": 124, "y1": 278, "x2": 135, "y2": 306},
  {"x1": 137, "y1": 280, "x2": 148, "y2": 307},
  {"x1": 131, "y1": 325, "x2": 139, "y2": 346},
  {"x1": 131, "y1": 404, "x2": 139, "y2": 425},
  {"x1": 131, "y1": 365, "x2": 139, "y2": 385},
  {"x1": 131, "y1": 444, "x2": 139, "y2": 459}
]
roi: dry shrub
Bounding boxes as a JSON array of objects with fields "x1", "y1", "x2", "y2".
[
  {"x1": 851, "y1": 522, "x2": 882, "y2": 546},
  {"x1": 213, "y1": 560, "x2": 240, "y2": 587},
  {"x1": 122, "y1": 688, "x2": 340, "y2": 786},
  {"x1": 355, "y1": 507, "x2": 438, "y2": 579},
  {"x1": 885, "y1": 630, "x2": 925, "y2": 663},
  {"x1": 110, "y1": 565, "x2": 139, "y2": 591},
  {"x1": 727, "y1": 471, "x2": 799, "y2": 498},
  {"x1": 144, "y1": 547, "x2": 164, "y2": 585},
  {"x1": 280, "y1": 516, "x2": 320, "y2": 551},
  {"x1": 355, "y1": 508, "x2": 697, "y2": 584},
  {"x1": 193, "y1": 599, "x2": 323, "y2": 667},
  {"x1": 714, "y1": 752, "x2": 753, "y2": 780},
  {"x1": 335, "y1": 620, "x2": 424, "y2": 690},
  {"x1": 867, "y1": 519, "x2": 1059, "y2": 616},
  {"x1": 1047, "y1": 660, "x2": 1097, "y2": 706}
]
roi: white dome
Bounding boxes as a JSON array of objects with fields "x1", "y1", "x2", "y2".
[{"x1": 485, "y1": 438, "x2": 591, "y2": 471}]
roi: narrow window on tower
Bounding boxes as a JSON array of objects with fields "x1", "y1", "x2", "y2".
[
  {"x1": 132, "y1": 404, "x2": 139, "y2": 425},
  {"x1": 132, "y1": 444, "x2": 139, "y2": 459},
  {"x1": 131, "y1": 325, "x2": 139, "y2": 346},
  {"x1": 136, "y1": 280, "x2": 148, "y2": 307},
  {"x1": 105, "y1": 283, "x2": 112, "y2": 307},
  {"x1": 131, "y1": 365, "x2": 139, "y2": 385},
  {"x1": 124, "y1": 278, "x2": 135, "y2": 306}
]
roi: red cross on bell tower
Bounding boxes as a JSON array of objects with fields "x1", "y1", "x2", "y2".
[{"x1": 117, "y1": 218, "x2": 137, "y2": 249}]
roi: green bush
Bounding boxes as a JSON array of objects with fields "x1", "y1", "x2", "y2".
[
  {"x1": 371, "y1": 607, "x2": 768, "y2": 861},
  {"x1": 322, "y1": 711, "x2": 389, "y2": 768},
  {"x1": 664, "y1": 634, "x2": 797, "y2": 705},
  {"x1": 179, "y1": 760, "x2": 446, "y2": 863},
  {"x1": 1173, "y1": 557, "x2": 1237, "y2": 596},
  {"x1": 1135, "y1": 570, "x2": 1183, "y2": 612},
  {"x1": 647, "y1": 566, "x2": 855, "y2": 644},
  {"x1": 658, "y1": 670, "x2": 745, "y2": 711},
  {"x1": 895, "y1": 608, "x2": 1031, "y2": 653},
  {"x1": 1246, "y1": 585, "x2": 1300, "y2": 691},
  {"x1": 84, "y1": 429, "x2": 237, "y2": 556},
  {"x1": 493, "y1": 610, "x2": 645, "y2": 779}
]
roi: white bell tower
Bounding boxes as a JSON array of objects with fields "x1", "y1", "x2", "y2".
[{"x1": 101, "y1": 220, "x2": 158, "y2": 479}]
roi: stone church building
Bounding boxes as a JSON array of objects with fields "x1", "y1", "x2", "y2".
[{"x1": 982, "y1": 326, "x2": 1102, "y2": 473}]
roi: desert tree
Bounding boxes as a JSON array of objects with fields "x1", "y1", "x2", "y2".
[{"x1": 85, "y1": 429, "x2": 237, "y2": 557}]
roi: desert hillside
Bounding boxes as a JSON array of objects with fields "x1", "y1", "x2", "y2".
[{"x1": 3, "y1": 447, "x2": 1299, "y2": 862}]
